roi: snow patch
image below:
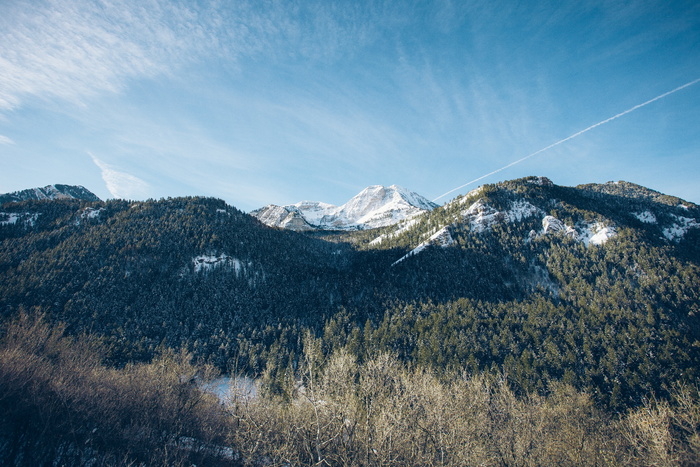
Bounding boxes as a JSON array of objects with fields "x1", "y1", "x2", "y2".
[
  {"x1": 542, "y1": 216, "x2": 578, "y2": 238},
  {"x1": 542, "y1": 216, "x2": 616, "y2": 246},
  {"x1": 81, "y1": 207, "x2": 104, "y2": 219},
  {"x1": 204, "y1": 376, "x2": 258, "y2": 402},
  {"x1": 508, "y1": 200, "x2": 541, "y2": 222},
  {"x1": 369, "y1": 217, "x2": 421, "y2": 246},
  {"x1": 0, "y1": 212, "x2": 21, "y2": 225},
  {"x1": 464, "y1": 199, "x2": 503, "y2": 233},
  {"x1": 193, "y1": 254, "x2": 245, "y2": 274},
  {"x1": 633, "y1": 211, "x2": 656, "y2": 224},
  {"x1": 663, "y1": 214, "x2": 699, "y2": 242},
  {"x1": 463, "y1": 199, "x2": 541, "y2": 233},
  {"x1": 393, "y1": 226, "x2": 454, "y2": 265},
  {"x1": 0, "y1": 212, "x2": 39, "y2": 227},
  {"x1": 589, "y1": 226, "x2": 616, "y2": 246}
]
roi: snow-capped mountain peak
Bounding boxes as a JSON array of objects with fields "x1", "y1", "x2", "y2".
[{"x1": 251, "y1": 185, "x2": 437, "y2": 231}]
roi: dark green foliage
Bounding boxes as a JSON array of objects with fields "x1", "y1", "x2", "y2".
[
  {"x1": 1, "y1": 177, "x2": 699, "y2": 412},
  {"x1": 0, "y1": 197, "x2": 352, "y2": 371}
]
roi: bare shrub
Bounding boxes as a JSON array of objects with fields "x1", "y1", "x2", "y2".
[
  {"x1": 226, "y1": 349, "x2": 623, "y2": 466},
  {"x1": 0, "y1": 313, "x2": 235, "y2": 466},
  {"x1": 622, "y1": 386, "x2": 700, "y2": 467}
]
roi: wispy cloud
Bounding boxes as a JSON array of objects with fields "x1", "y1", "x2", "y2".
[
  {"x1": 0, "y1": 0, "x2": 227, "y2": 111},
  {"x1": 89, "y1": 152, "x2": 150, "y2": 200},
  {"x1": 0, "y1": 135, "x2": 14, "y2": 145},
  {"x1": 0, "y1": 0, "x2": 391, "y2": 113}
]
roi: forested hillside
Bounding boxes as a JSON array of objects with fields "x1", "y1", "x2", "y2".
[{"x1": 1, "y1": 177, "x2": 700, "y2": 464}]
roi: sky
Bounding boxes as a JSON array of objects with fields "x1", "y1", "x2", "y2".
[{"x1": 1, "y1": 0, "x2": 699, "y2": 211}]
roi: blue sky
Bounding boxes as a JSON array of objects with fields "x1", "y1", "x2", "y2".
[{"x1": 1, "y1": 0, "x2": 699, "y2": 211}]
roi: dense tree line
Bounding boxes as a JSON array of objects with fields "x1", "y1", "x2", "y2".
[{"x1": 0, "y1": 177, "x2": 698, "y2": 415}]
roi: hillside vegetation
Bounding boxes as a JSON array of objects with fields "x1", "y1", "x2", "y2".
[
  {"x1": 1, "y1": 177, "x2": 699, "y2": 464},
  {"x1": 1, "y1": 314, "x2": 699, "y2": 465}
]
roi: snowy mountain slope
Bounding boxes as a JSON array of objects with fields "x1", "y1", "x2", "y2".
[
  {"x1": 251, "y1": 204, "x2": 315, "y2": 231},
  {"x1": 0, "y1": 184, "x2": 100, "y2": 204},
  {"x1": 251, "y1": 185, "x2": 438, "y2": 231},
  {"x1": 377, "y1": 176, "x2": 699, "y2": 263}
]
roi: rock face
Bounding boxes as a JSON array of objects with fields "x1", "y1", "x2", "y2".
[
  {"x1": 251, "y1": 185, "x2": 438, "y2": 231},
  {"x1": 0, "y1": 184, "x2": 101, "y2": 204}
]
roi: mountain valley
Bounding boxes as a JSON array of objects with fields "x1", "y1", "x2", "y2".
[{"x1": 1, "y1": 176, "x2": 699, "y2": 465}]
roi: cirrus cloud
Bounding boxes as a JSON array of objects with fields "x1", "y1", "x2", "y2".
[{"x1": 0, "y1": 0, "x2": 225, "y2": 111}]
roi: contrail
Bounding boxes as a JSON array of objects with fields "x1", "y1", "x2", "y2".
[{"x1": 433, "y1": 77, "x2": 700, "y2": 203}]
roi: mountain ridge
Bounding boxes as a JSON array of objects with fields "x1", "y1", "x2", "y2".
[
  {"x1": 1, "y1": 175, "x2": 699, "y2": 412},
  {"x1": 251, "y1": 184, "x2": 438, "y2": 231},
  {"x1": 363, "y1": 176, "x2": 699, "y2": 256},
  {"x1": 0, "y1": 184, "x2": 101, "y2": 204}
]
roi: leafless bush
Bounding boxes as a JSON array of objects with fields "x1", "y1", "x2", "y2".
[
  {"x1": 622, "y1": 385, "x2": 700, "y2": 466},
  {"x1": 3, "y1": 314, "x2": 698, "y2": 466},
  {"x1": 0, "y1": 313, "x2": 236, "y2": 466},
  {"x1": 227, "y1": 348, "x2": 626, "y2": 466}
]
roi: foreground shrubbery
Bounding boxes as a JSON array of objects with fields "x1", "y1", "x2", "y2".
[
  {"x1": 0, "y1": 314, "x2": 234, "y2": 466},
  {"x1": 232, "y1": 337, "x2": 700, "y2": 466},
  {"x1": 1, "y1": 316, "x2": 699, "y2": 466}
]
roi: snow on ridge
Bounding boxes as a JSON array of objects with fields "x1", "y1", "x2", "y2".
[
  {"x1": 541, "y1": 215, "x2": 617, "y2": 246},
  {"x1": 633, "y1": 211, "x2": 657, "y2": 224},
  {"x1": 663, "y1": 214, "x2": 699, "y2": 242},
  {"x1": 395, "y1": 198, "x2": 622, "y2": 265},
  {"x1": 388, "y1": 184, "x2": 437, "y2": 211},
  {"x1": 464, "y1": 199, "x2": 502, "y2": 232},
  {"x1": 393, "y1": 226, "x2": 453, "y2": 265},
  {"x1": 463, "y1": 199, "x2": 541, "y2": 232},
  {"x1": 508, "y1": 200, "x2": 541, "y2": 222},
  {"x1": 528, "y1": 176, "x2": 554, "y2": 186},
  {"x1": 331, "y1": 185, "x2": 435, "y2": 228},
  {"x1": 253, "y1": 204, "x2": 289, "y2": 224},
  {"x1": 369, "y1": 217, "x2": 421, "y2": 245},
  {"x1": 290, "y1": 201, "x2": 337, "y2": 225},
  {"x1": 455, "y1": 186, "x2": 485, "y2": 205},
  {"x1": 252, "y1": 205, "x2": 314, "y2": 231},
  {"x1": 32, "y1": 185, "x2": 72, "y2": 200},
  {"x1": 394, "y1": 199, "x2": 542, "y2": 263}
]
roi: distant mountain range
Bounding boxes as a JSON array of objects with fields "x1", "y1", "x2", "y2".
[
  {"x1": 0, "y1": 184, "x2": 100, "y2": 204},
  {"x1": 251, "y1": 184, "x2": 438, "y2": 231}
]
